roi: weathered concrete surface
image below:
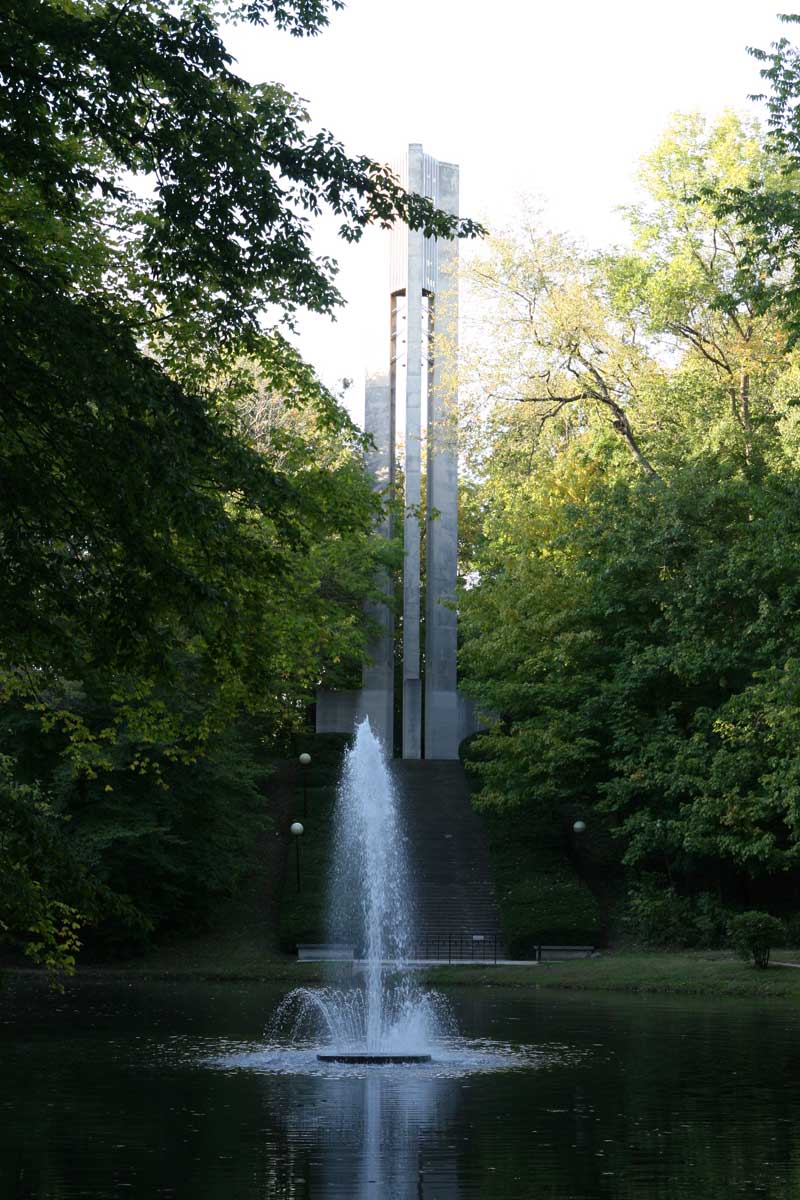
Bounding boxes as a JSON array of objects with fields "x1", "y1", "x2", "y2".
[
  {"x1": 360, "y1": 372, "x2": 395, "y2": 751},
  {"x1": 315, "y1": 689, "x2": 360, "y2": 735},
  {"x1": 401, "y1": 146, "x2": 424, "y2": 759},
  {"x1": 317, "y1": 144, "x2": 482, "y2": 759},
  {"x1": 424, "y1": 157, "x2": 460, "y2": 760}
]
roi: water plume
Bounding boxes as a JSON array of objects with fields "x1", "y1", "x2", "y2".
[{"x1": 273, "y1": 718, "x2": 451, "y2": 1058}]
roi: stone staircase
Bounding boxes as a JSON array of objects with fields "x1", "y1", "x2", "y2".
[{"x1": 391, "y1": 760, "x2": 504, "y2": 960}]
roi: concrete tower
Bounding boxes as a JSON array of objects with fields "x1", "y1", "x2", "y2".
[{"x1": 316, "y1": 144, "x2": 475, "y2": 759}]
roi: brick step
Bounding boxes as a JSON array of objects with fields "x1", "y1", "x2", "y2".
[{"x1": 389, "y1": 761, "x2": 503, "y2": 948}]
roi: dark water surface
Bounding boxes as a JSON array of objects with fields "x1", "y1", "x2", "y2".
[{"x1": 1, "y1": 976, "x2": 799, "y2": 1198}]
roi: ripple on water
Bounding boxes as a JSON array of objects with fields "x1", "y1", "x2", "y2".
[{"x1": 203, "y1": 1036, "x2": 588, "y2": 1079}]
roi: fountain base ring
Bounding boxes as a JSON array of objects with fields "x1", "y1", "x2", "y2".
[{"x1": 317, "y1": 1053, "x2": 431, "y2": 1064}]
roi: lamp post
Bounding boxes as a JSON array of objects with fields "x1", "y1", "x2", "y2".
[
  {"x1": 572, "y1": 820, "x2": 586, "y2": 835},
  {"x1": 299, "y1": 752, "x2": 311, "y2": 817},
  {"x1": 290, "y1": 821, "x2": 304, "y2": 893}
]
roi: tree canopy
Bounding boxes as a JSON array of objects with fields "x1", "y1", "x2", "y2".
[
  {"x1": 459, "y1": 110, "x2": 800, "y2": 936},
  {"x1": 0, "y1": 0, "x2": 479, "y2": 709},
  {"x1": 0, "y1": 0, "x2": 477, "y2": 970}
]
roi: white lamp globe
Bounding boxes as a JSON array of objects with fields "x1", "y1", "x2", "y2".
[{"x1": 290, "y1": 822, "x2": 304, "y2": 836}]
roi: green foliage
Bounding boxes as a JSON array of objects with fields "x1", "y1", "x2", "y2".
[
  {"x1": 479, "y1": 814, "x2": 602, "y2": 955},
  {"x1": 277, "y1": 735, "x2": 349, "y2": 949},
  {"x1": 0, "y1": 0, "x2": 474, "y2": 964},
  {"x1": 0, "y1": 1, "x2": 479, "y2": 350},
  {"x1": 0, "y1": 0, "x2": 474, "y2": 754},
  {"x1": 463, "y1": 452, "x2": 800, "y2": 886},
  {"x1": 495, "y1": 857, "x2": 602, "y2": 955},
  {"x1": 460, "y1": 737, "x2": 604, "y2": 952},
  {"x1": 0, "y1": 757, "x2": 87, "y2": 978},
  {"x1": 712, "y1": 16, "x2": 800, "y2": 344},
  {"x1": 1, "y1": 694, "x2": 275, "y2": 954},
  {"x1": 785, "y1": 912, "x2": 800, "y2": 948},
  {"x1": 727, "y1": 910, "x2": 786, "y2": 969},
  {"x1": 459, "y1": 112, "x2": 800, "y2": 923},
  {"x1": 278, "y1": 784, "x2": 337, "y2": 950},
  {"x1": 80, "y1": 723, "x2": 271, "y2": 952},
  {"x1": 292, "y1": 732, "x2": 352, "y2": 787},
  {"x1": 624, "y1": 879, "x2": 730, "y2": 949}
]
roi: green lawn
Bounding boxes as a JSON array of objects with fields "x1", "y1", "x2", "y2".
[
  {"x1": 8, "y1": 949, "x2": 795, "y2": 998},
  {"x1": 422, "y1": 950, "x2": 800, "y2": 998}
]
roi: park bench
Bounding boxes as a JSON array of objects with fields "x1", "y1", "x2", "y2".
[{"x1": 535, "y1": 945, "x2": 596, "y2": 961}]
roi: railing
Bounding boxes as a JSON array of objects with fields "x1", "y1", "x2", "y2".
[{"x1": 410, "y1": 932, "x2": 499, "y2": 963}]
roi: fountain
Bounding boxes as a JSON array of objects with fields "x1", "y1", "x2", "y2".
[
  {"x1": 207, "y1": 718, "x2": 568, "y2": 1086},
  {"x1": 276, "y1": 718, "x2": 447, "y2": 1064}
]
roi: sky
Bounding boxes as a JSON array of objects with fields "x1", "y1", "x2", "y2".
[{"x1": 224, "y1": 0, "x2": 789, "y2": 423}]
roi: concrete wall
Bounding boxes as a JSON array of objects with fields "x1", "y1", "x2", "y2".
[
  {"x1": 401, "y1": 146, "x2": 424, "y2": 759},
  {"x1": 425, "y1": 159, "x2": 460, "y2": 760},
  {"x1": 316, "y1": 689, "x2": 360, "y2": 735},
  {"x1": 318, "y1": 144, "x2": 468, "y2": 762},
  {"x1": 360, "y1": 372, "x2": 395, "y2": 751}
]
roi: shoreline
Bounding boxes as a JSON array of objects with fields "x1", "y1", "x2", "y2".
[
  {"x1": 4, "y1": 950, "x2": 800, "y2": 999},
  {"x1": 421, "y1": 952, "x2": 800, "y2": 998}
]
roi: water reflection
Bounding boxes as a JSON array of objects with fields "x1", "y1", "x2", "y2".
[
  {"x1": 2, "y1": 979, "x2": 800, "y2": 1199},
  {"x1": 265, "y1": 1071, "x2": 459, "y2": 1198},
  {"x1": 211, "y1": 1028, "x2": 576, "y2": 1196}
]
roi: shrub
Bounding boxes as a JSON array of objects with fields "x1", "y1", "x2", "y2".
[
  {"x1": 692, "y1": 892, "x2": 730, "y2": 948},
  {"x1": 727, "y1": 911, "x2": 786, "y2": 969},
  {"x1": 277, "y1": 787, "x2": 336, "y2": 951},
  {"x1": 500, "y1": 870, "x2": 602, "y2": 955},
  {"x1": 624, "y1": 880, "x2": 730, "y2": 949},
  {"x1": 488, "y1": 840, "x2": 602, "y2": 955},
  {"x1": 784, "y1": 912, "x2": 800, "y2": 949},
  {"x1": 624, "y1": 879, "x2": 694, "y2": 947}
]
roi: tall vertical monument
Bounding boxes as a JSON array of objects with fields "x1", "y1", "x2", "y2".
[{"x1": 317, "y1": 144, "x2": 475, "y2": 759}]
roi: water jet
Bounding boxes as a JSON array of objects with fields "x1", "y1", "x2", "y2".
[{"x1": 272, "y1": 718, "x2": 451, "y2": 1063}]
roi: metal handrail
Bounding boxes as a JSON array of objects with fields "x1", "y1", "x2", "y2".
[{"x1": 410, "y1": 931, "x2": 499, "y2": 964}]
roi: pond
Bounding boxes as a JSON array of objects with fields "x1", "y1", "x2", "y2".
[{"x1": 1, "y1": 976, "x2": 799, "y2": 1198}]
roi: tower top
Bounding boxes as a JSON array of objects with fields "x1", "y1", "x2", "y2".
[{"x1": 390, "y1": 146, "x2": 460, "y2": 300}]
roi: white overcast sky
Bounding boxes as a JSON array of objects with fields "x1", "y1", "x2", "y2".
[{"x1": 224, "y1": 0, "x2": 788, "y2": 423}]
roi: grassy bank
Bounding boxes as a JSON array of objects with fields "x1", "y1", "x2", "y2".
[
  {"x1": 422, "y1": 950, "x2": 800, "y2": 998},
  {"x1": 2, "y1": 929, "x2": 327, "y2": 986},
  {"x1": 7, "y1": 949, "x2": 800, "y2": 998}
]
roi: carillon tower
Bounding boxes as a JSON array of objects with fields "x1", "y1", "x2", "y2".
[{"x1": 316, "y1": 144, "x2": 476, "y2": 759}]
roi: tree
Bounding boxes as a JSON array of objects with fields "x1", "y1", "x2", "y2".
[
  {"x1": 712, "y1": 14, "x2": 800, "y2": 344},
  {"x1": 462, "y1": 216, "x2": 663, "y2": 480},
  {"x1": 0, "y1": 757, "x2": 86, "y2": 978},
  {"x1": 0, "y1": 0, "x2": 477, "y2": 964},
  {"x1": 611, "y1": 111, "x2": 787, "y2": 469},
  {"x1": 0, "y1": 0, "x2": 480, "y2": 749},
  {"x1": 461, "y1": 115, "x2": 786, "y2": 488},
  {"x1": 458, "y1": 115, "x2": 800, "y2": 924}
]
